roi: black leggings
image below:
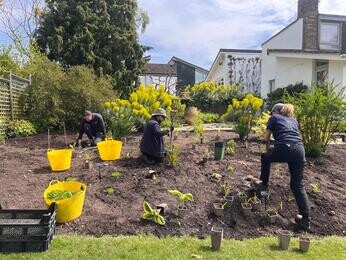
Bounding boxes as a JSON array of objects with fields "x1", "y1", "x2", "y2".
[{"x1": 260, "y1": 144, "x2": 310, "y2": 218}]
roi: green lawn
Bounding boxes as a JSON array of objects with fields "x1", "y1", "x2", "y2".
[{"x1": 1, "y1": 235, "x2": 345, "y2": 260}]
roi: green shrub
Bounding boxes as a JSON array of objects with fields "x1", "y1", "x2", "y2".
[
  {"x1": 266, "y1": 82, "x2": 308, "y2": 110},
  {"x1": 5, "y1": 120, "x2": 36, "y2": 138},
  {"x1": 198, "y1": 112, "x2": 220, "y2": 123},
  {"x1": 285, "y1": 84, "x2": 346, "y2": 157},
  {"x1": 185, "y1": 82, "x2": 242, "y2": 113},
  {"x1": 21, "y1": 57, "x2": 116, "y2": 130}
]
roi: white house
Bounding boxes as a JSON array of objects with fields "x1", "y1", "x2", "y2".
[
  {"x1": 206, "y1": 49, "x2": 261, "y2": 94},
  {"x1": 261, "y1": 0, "x2": 346, "y2": 98},
  {"x1": 139, "y1": 63, "x2": 178, "y2": 94}
]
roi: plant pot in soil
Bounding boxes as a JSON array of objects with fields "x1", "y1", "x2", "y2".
[
  {"x1": 241, "y1": 203, "x2": 252, "y2": 217},
  {"x1": 85, "y1": 160, "x2": 93, "y2": 170},
  {"x1": 278, "y1": 230, "x2": 292, "y2": 250},
  {"x1": 213, "y1": 203, "x2": 224, "y2": 217},
  {"x1": 238, "y1": 192, "x2": 247, "y2": 203},
  {"x1": 266, "y1": 209, "x2": 278, "y2": 224},
  {"x1": 211, "y1": 227, "x2": 223, "y2": 251},
  {"x1": 214, "y1": 141, "x2": 226, "y2": 161},
  {"x1": 224, "y1": 195, "x2": 234, "y2": 208},
  {"x1": 250, "y1": 197, "x2": 261, "y2": 211},
  {"x1": 299, "y1": 237, "x2": 310, "y2": 253},
  {"x1": 178, "y1": 206, "x2": 187, "y2": 218}
]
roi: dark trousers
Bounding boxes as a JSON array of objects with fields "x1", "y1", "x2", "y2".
[
  {"x1": 83, "y1": 123, "x2": 103, "y2": 141},
  {"x1": 260, "y1": 144, "x2": 310, "y2": 218},
  {"x1": 141, "y1": 151, "x2": 166, "y2": 164}
]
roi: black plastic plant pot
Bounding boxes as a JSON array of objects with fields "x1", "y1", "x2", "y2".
[
  {"x1": 278, "y1": 230, "x2": 292, "y2": 250},
  {"x1": 211, "y1": 227, "x2": 223, "y2": 251},
  {"x1": 178, "y1": 206, "x2": 187, "y2": 218},
  {"x1": 250, "y1": 197, "x2": 261, "y2": 211},
  {"x1": 299, "y1": 237, "x2": 310, "y2": 253},
  {"x1": 266, "y1": 210, "x2": 278, "y2": 224},
  {"x1": 241, "y1": 203, "x2": 252, "y2": 217},
  {"x1": 225, "y1": 195, "x2": 234, "y2": 207},
  {"x1": 85, "y1": 160, "x2": 93, "y2": 170},
  {"x1": 214, "y1": 141, "x2": 225, "y2": 161},
  {"x1": 213, "y1": 203, "x2": 224, "y2": 217}
]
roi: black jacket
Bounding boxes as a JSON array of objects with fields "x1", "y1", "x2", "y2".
[
  {"x1": 78, "y1": 113, "x2": 106, "y2": 139},
  {"x1": 140, "y1": 117, "x2": 166, "y2": 158}
]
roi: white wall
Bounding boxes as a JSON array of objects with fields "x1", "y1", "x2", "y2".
[
  {"x1": 261, "y1": 18, "x2": 303, "y2": 97},
  {"x1": 207, "y1": 51, "x2": 261, "y2": 93},
  {"x1": 275, "y1": 57, "x2": 314, "y2": 88},
  {"x1": 139, "y1": 75, "x2": 178, "y2": 94},
  {"x1": 329, "y1": 61, "x2": 346, "y2": 94}
]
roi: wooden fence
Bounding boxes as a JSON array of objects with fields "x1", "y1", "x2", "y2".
[{"x1": 0, "y1": 72, "x2": 31, "y2": 135}]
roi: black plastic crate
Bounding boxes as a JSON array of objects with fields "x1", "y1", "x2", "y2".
[{"x1": 0, "y1": 203, "x2": 56, "y2": 253}]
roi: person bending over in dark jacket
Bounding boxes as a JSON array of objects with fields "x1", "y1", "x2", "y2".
[
  {"x1": 140, "y1": 108, "x2": 173, "y2": 165},
  {"x1": 77, "y1": 110, "x2": 106, "y2": 148},
  {"x1": 260, "y1": 103, "x2": 310, "y2": 230}
]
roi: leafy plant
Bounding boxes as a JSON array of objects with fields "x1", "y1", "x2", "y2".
[
  {"x1": 285, "y1": 84, "x2": 346, "y2": 157},
  {"x1": 225, "y1": 139, "x2": 236, "y2": 155},
  {"x1": 211, "y1": 172, "x2": 222, "y2": 180},
  {"x1": 66, "y1": 177, "x2": 77, "y2": 182},
  {"x1": 193, "y1": 120, "x2": 205, "y2": 144},
  {"x1": 254, "y1": 111, "x2": 271, "y2": 140},
  {"x1": 5, "y1": 120, "x2": 36, "y2": 138},
  {"x1": 104, "y1": 187, "x2": 115, "y2": 195},
  {"x1": 168, "y1": 189, "x2": 193, "y2": 209},
  {"x1": 227, "y1": 165, "x2": 235, "y2": 174},
  {"x1": 310, "y1": 183, "x2": 319, "y2": 193},
  {"x1": 221, "y1": 93, "x2": 264, "y2": 140},
  {"x1": 111, "y1": 171, "x2": 121, "y2": 179},
  {"x1": 143, "y1": 201, "x2": 165, "y2": 225},
  {"x1": 266, "y1": 207, "x2": 278, "y2": 216},
  {"x1": 47, "y1": 190, "x2": 81, "y2": 201},
  {"x1": 198, "y1": 112, "x2": 220, "y2": 123},
  {"x1": 204, "y1": 148, "x2": 210, "y2": 159},
  {"x1": 167, "y1": 144, "x2": 180, "y2": 167},
  {"x1": 223, "y1": 181, "x2": 231, "y2": 197},
  {"x1": 84, "y1": 152, "x2": 92, "y2": 161}
]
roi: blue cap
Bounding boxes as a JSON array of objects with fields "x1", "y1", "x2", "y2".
[{"x1": 270, "y1": 103, "x2": 284, "y2": 115}]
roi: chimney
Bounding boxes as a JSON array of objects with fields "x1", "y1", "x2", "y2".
[{"x1": 298, "y1": 0, "x2": 319, "y2": 50}]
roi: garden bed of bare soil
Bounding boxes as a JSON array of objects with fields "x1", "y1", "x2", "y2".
[{"x1": 0, "y1": 131, "x2": 345, "y2": 239}]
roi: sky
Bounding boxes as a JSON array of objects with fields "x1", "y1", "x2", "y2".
[{"x1": 138, "y1": 0, "x2": 346, "y2": 69}]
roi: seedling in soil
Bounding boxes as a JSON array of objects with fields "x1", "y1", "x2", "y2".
[
  {"x1": 223, "y1": 181, "x2": 231, "y2": 197},
  {"x1": 266, "y1": 208, "x2": 278, "y2": 224},
  {"x1": 225, "y1": 139, "x2": 236, "y2": 155},
  {"x1": 111, "y1": 171, "x2": 121, "y2": 179},
  {"x1": 248, "y1": 195, "x2": 261, "y2": 211},
  {"x1": 103, "y1": 187, "x2": 115, "y2": 195},
  {"x1": 238, "y1": 191, "x2": 247, "y2": 203},
  {"x1": 215, "y1": 127, "x2": 221, "y2": 141},
  {"x1": 167, "y1": 144, "x2": 180, "y2": 167},
  {"x1": 152, "y1": 174, "x2": 157, "y2": 181},
  {"x1": 194, "y1": 122, "x2": 205, "y2": 144},
  {"x1": 210, "y1": 172, "x2": 222, "y2": 182},
  {"x1": 168, "y1": 189, "x2": 193, "y2": 218},
  {"x1": 277, "y1": 201, "x2": 283, "y2": 213},
  {"x1": 310, "y1": 183, "x2": 319, "y2": 193},
  {"x1": 288, "y1": 196, "x2": 295, "y2": 203},
  {"x1": 125, "y1": 152, "x2": 131, "y2": 159},
  {"x1": 143, "y1": 201, "x2": 165, "y2": 225},
  {"x1": 227, "y1": 165, "x2": 235, "y2": 174}
]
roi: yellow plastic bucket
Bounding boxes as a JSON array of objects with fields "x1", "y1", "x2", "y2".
[
  {"x1": 44, "y1": 180, "x2": 86, "y2": 223},
  {"x1": 47, "y1": 149, "x2": 73, "y2": 171},
  {"x1": 97, "y1": 140, "x2": 123, "y2": 161}
]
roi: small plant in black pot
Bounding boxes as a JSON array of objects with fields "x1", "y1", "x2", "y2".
[
  {"x1": 84, "y1": 152, "x2": 93, "y2": 170},
  {"x1": 143, "y1": 201, "x2": 165, "y2": 226},
  {"x1": 213, "y1": 201, "x2": 228, "y2": 217},
  {"x1": 223, "y1": 181, "x2": 234, "y2": 207},
  {"x1": 266, "y1": 208, "x2": 278, "y2": 224},
  {"x1": 248, "y1": 194, "x2": 261, "y2": 211},
  {"x1": 241, "y1": 201, "x2": 252, "y2": 217},
  {"x1": 168, "y1": 189, "x2": 194, "y2": 218}
]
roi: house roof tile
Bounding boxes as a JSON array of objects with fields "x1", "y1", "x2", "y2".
[{"x1": 142, "y1": 63, "x2": 177, "y2": 76}]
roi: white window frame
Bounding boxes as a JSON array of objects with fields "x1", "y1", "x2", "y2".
[
  {"x1": 269, "y1": 79, "x2": 275, "y2": 93},
  {"x1": 319, "y1": 22, "x2": 341, "y2": 50}
]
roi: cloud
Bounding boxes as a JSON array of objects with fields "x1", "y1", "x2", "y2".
[{"x1": 138, "y1": 0, "x2": 346, "y2": 69}]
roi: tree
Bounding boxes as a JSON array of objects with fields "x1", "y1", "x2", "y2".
[
  {"x1": 0, "y1": 0, "x2": 44, "y2": 58},
  {"x1": 35, "y1": 0, "x2": 148, "y2": 97}
]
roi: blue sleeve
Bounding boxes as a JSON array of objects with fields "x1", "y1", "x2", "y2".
[
  {"x1": 266, "y1": 116, "x2": 277, "y2": 132},
  {"x1": 152, "y1": 122, "x2": 166, "y2": 137}
]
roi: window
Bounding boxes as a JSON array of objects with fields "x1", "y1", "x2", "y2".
[
  {"x1": 320, "y1": 22, "x2": 340, "y2": 50},
  {"x1": 269, "y1": 79, "x2": 275, "y2": 93},
  {"x1": 195, "y1": 70, "x2": 206, "y2": 83},
  {"x1": 315, "y1": 60, "x2": 329, "y2": 86}
]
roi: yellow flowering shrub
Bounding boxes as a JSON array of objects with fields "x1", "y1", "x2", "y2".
[
  {"x1": 185, "y1": 82, "x2": 241, "y2": 112},
  {"x1": 221, "y1": 93, "x2": 264, "y2": 140},
  {"x1": 253, "y1": 111, "x2": 271, "y2": 140},
  {"x1": 104, "y1": 85, "x2": 184, "y2": 138}
]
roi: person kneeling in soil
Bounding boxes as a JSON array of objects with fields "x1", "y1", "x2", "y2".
[
  {"x1": 77, "y1": 110, "x2": 106, "y2": 148},
  {"x1": 140, "y1": 108, "x2": 173, "y2": 165},
  {"x1": 260, "y1": 103, "x2": 310, "y2": 230}
]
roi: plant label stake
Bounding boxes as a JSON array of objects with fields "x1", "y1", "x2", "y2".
[{"x1": 96, "y1": 163, "x2": 109, "y2": 181}]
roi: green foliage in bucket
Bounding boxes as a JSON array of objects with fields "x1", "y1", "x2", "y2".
[{"x1": 47, "y1": 190, "x2": 81, "y2": 201}]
